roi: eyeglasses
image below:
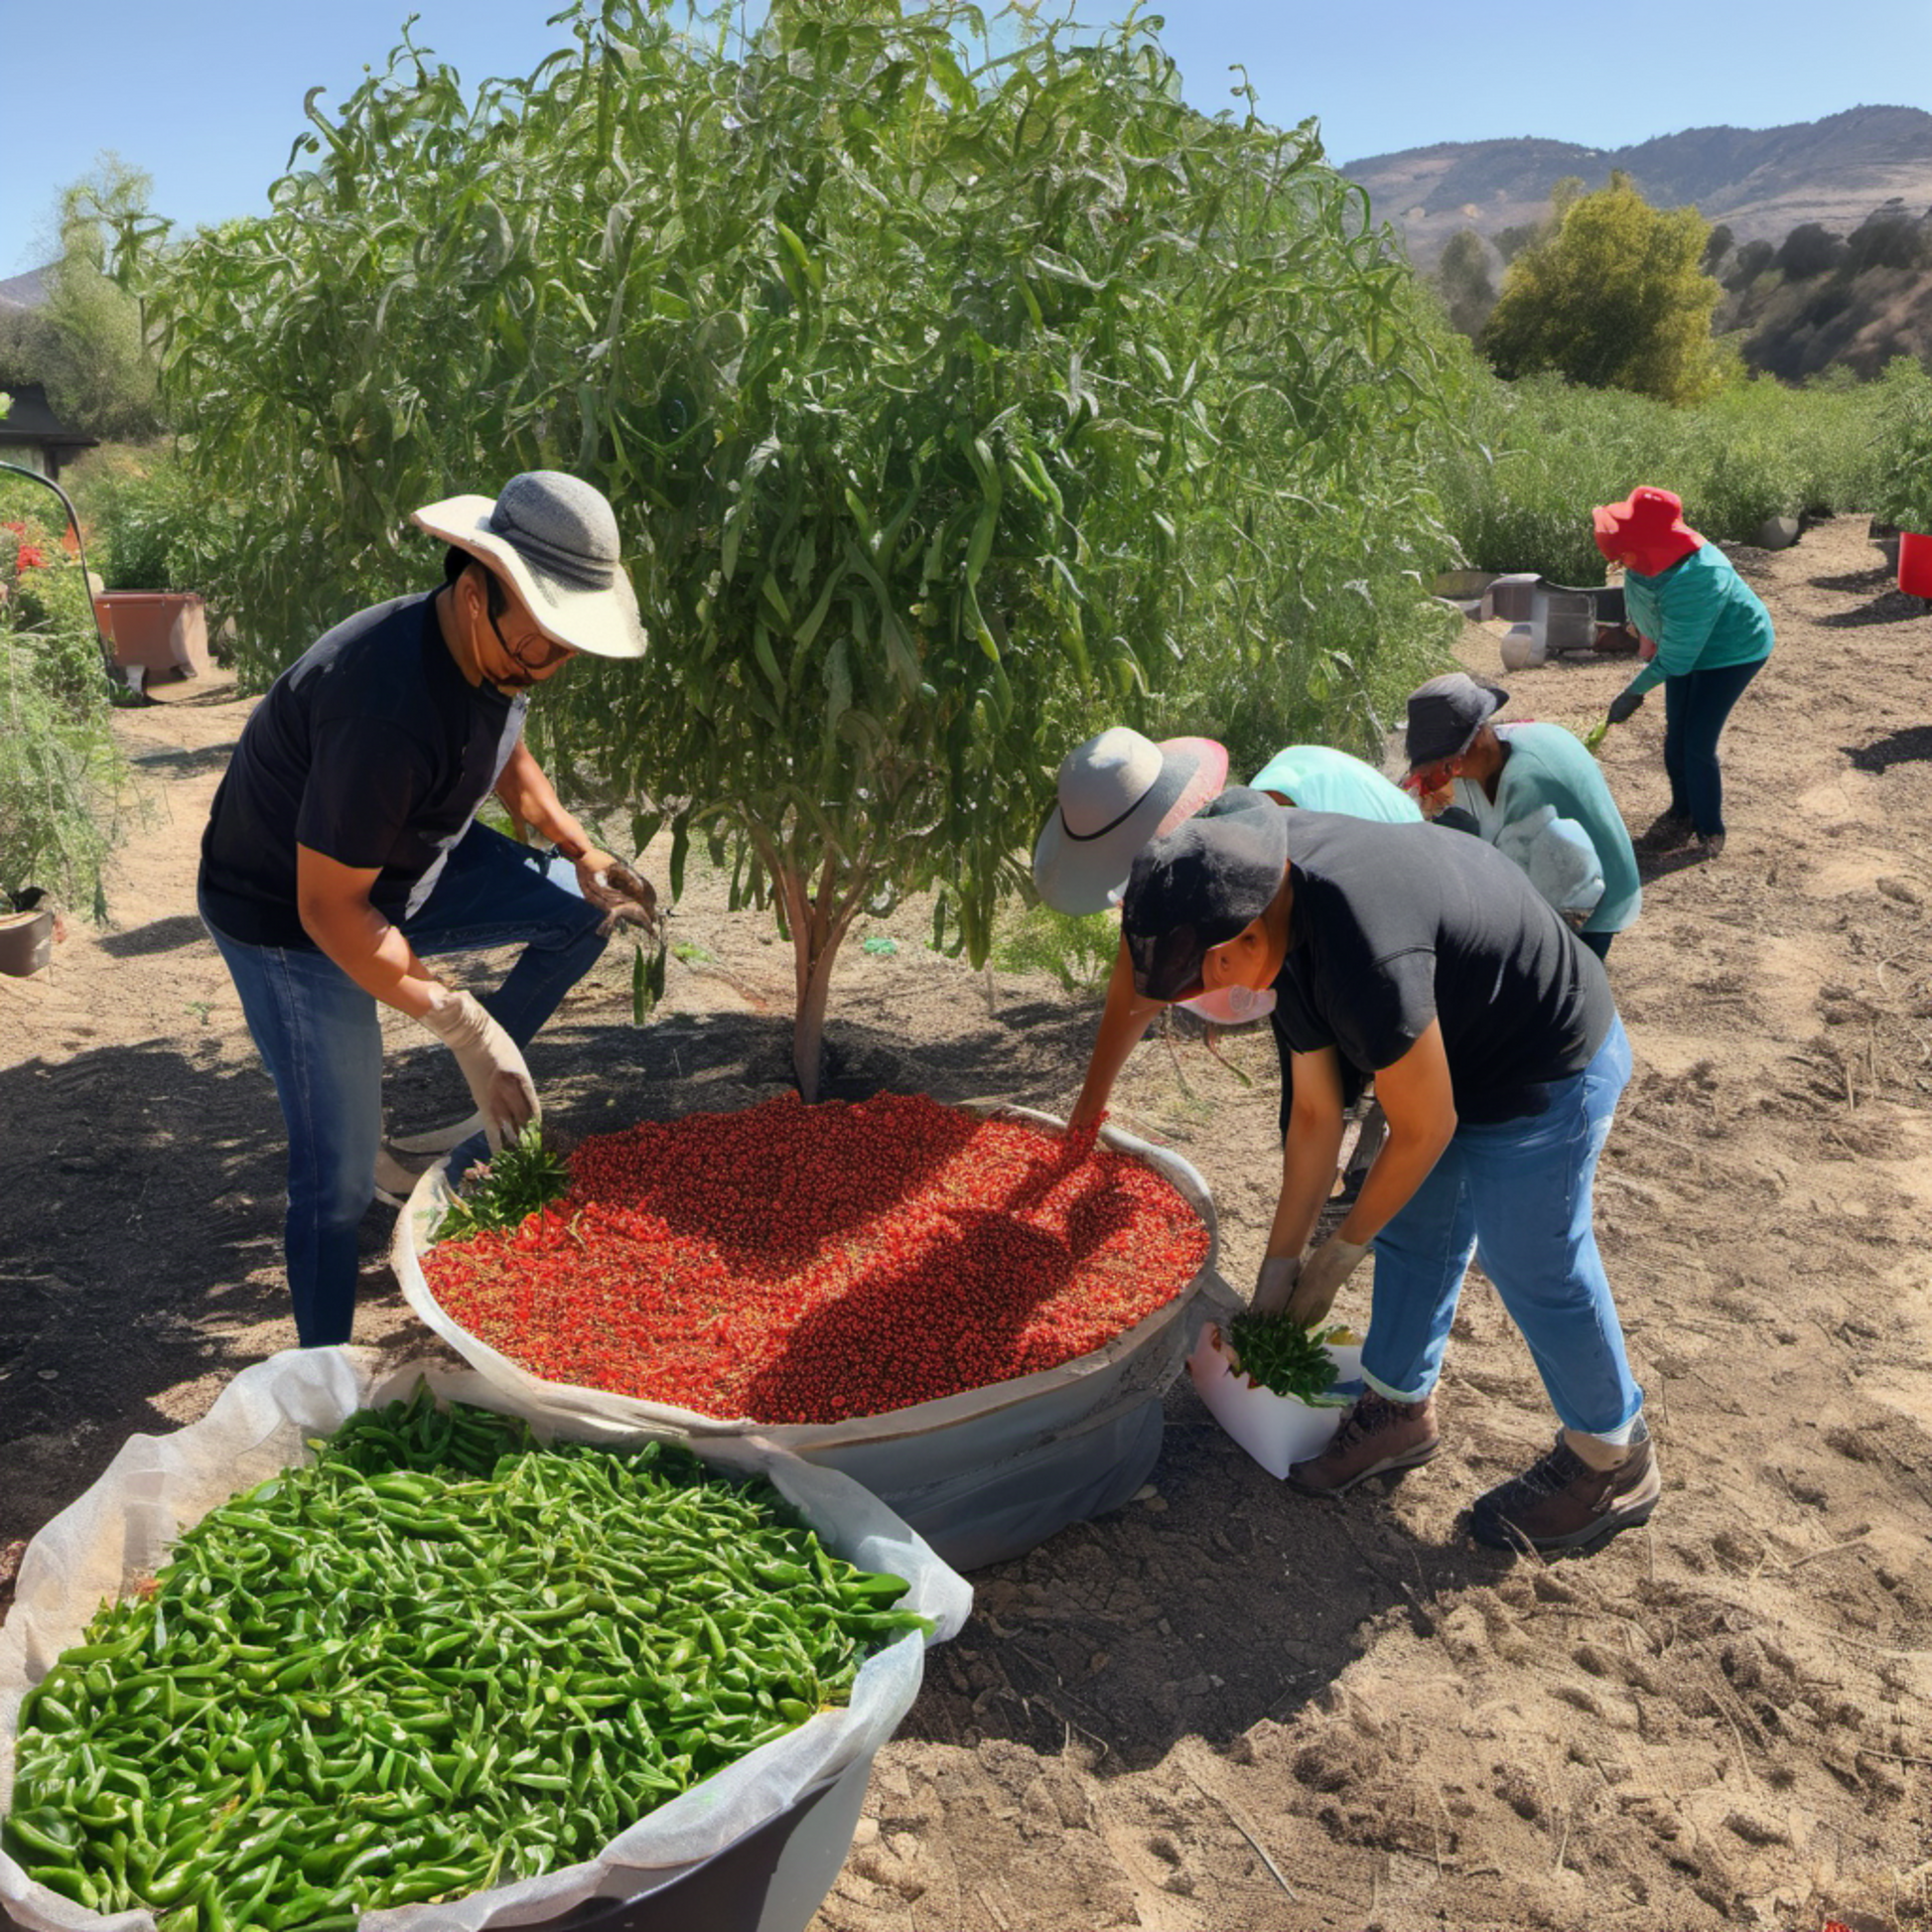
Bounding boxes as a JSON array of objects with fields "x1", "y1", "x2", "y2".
[{"x1": 484, "y1": 603, "x2": 576, "y2": 674}]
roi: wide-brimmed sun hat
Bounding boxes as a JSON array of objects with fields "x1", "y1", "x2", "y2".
[
  {"x1": 1591, "y1": 485, "x2": 1703, "y2": 576},
  {"x1": 413, "y1": 471, "x2": 647, "y2": 660},
  {"x1": 1032, "y1": 728, "x2": 1229, "y2": 915},
  {"x1": 1405, "y1": 672, "x2": 1510, "y2": 771},
  {"x1": 1121, "y1": 788, "x2": 1290, "y2": 1003}
]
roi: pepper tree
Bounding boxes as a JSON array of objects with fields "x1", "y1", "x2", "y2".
[{"x1": 142, "y1": 0, "x2": 1457, "y2": 1096}]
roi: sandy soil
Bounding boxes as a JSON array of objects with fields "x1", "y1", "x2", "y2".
[{"x1": 2, "y1": 512, "x2": 1929, "y2": 1930}]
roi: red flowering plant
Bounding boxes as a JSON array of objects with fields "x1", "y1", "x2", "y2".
[{"x1": 0, "y1": 488, "x2": 128, "y2": 913}]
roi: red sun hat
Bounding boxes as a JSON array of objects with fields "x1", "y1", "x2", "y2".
[{"x1": 1592, "y1": 486, "x2": 1704, "y2": 577}]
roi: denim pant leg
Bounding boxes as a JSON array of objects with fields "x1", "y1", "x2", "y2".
[
  {"x1": 201, "y1": 906, "x2": 381, "y2": 1347},
  {"x1": 1667, "y1": 659, "x2": 1764, "y2": 837},
  {"x1": 400, "y1": 822, "x2": 610, "y2": 1049},
  {"x1": 1459, "y1": 1020, "x2": 1641, "y2": 1436},
  {"x1": 1359, "y1": 1138, "x2": 1477, "y2": 1404}
]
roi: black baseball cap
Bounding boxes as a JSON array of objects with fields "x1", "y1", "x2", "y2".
[{"x1": 1121, "y1": 788, "x2": 1291, "y2": 1002}]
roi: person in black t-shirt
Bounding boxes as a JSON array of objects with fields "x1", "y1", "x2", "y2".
[
  {"x1": 1073, "y1": 788, "x2": 1658, "y2": 1555},
  {"x1": 198, "y1": 472, "x2": 652, "y2": 1348}
]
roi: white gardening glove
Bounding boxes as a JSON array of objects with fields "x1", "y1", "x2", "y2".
[
  {"x1": 1285, "y1": 1236, "x2": 1370, "y2": 1326},
  {"x1": 418, "y1": 990, "x2": 538, "y2": 1150},
  {"x1": 1251, "y1": 1253, "x2": 1302, "y2": 1315}
]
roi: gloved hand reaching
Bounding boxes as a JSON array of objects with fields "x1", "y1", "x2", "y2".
[
  {"x1": 418, "y1": 989, "x2": 539, "y2": 1150},
  {"x1": 576, "y1": 851, "x2": 660, "y2": 939},
  {"x1": 1251, "y1": 1253, "x2": 1302, "y2": 1315},
  {"x1": 1285, "y1": 1236, "x2": 1370, "y2": 1325},
  {"x1": 1606, "y1": 689, "x2": 1645, "y2": 726}
]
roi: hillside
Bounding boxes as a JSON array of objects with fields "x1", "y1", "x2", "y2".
[{"x1": 1345, "y1": 105, "x2": 1932, "y2": 269}]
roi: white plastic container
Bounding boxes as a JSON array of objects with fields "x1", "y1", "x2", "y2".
[
  {"x1": 1186, "y1": 1321, "x2": 1362, "y2": 1479},
  {"x1": 1497, "y1": 621, "x2": 1544, "y2": 671}
]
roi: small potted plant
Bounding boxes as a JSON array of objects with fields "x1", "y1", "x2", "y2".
[{"x1": 1187, "y1": 1311, "x2": 1363, "y2": 1478}]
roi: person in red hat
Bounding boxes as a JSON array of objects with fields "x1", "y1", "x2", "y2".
[{"x1": 1593, "y1": 487, "x2": 1774, "y2": 859}]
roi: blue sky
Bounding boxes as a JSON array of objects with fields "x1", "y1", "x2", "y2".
[{"x1": 6, "y1": 0, "x2": 1929, "y2": 273}]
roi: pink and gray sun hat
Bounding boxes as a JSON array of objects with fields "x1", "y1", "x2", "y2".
[
  {"x1": 1033, "y1": 728, "x2": 1230, "y2": 916},
  {"x1": 413, "y1": 471, "x2": 647, "y2": 660}
]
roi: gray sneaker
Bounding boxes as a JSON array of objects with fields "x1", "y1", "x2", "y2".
[{"x1": 1289, "y1": 1390, "x2": 1441, "y2": 1497}]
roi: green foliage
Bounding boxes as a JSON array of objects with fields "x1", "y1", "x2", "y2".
[
  {"x1": 433, "y1": 1123, "x2": 572, "y2": 1241},
  {"x1": 1433, "y1": 369, "x2": 1895, "y2": 581},
  {"x1": 991, "y1": 900, "x2": 1116, "y2": 999},
  {"x1": 0, "y1": 492, "x2": 128, "y2": 909},
  {"x1": 136, "y1": 0, "x2": 1461, "y2": 1093},
  {"x1": 1224, "y1": 1312, "x2": 1346, "y2": 1405},
  {"x1": 0, "y1": 159, "x2": 166, "y2": 442},
  {"x1": 67, "y1": 445, "x2": 237, "y2": 599},
  {"x1": 1481, "y1": 173, "x2": 1724, "y2": 406},
  {"x1": 1866, "y1": 356, "x2": 1932, "y2": 533}
]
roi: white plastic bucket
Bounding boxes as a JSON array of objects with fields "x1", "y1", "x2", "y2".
[{"x1": 1186, "y1": 1321, "x2": 1362, "y2": 1480}]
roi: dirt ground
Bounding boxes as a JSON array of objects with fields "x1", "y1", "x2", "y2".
[{"x1": 2, "y1": 512, "x2": 1929, "y2": 1930}]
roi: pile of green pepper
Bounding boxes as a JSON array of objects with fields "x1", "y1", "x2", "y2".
[{"x1": 4, "y1": 1384, "x2": 929, "y2": 1926}]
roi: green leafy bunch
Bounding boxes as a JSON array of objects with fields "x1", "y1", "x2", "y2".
[
  {"x1": 1224, "y1": 1310, "x2": 1345, "y2": 1406},
  {"x1": 433, "y1": 1123, "x2": 573, "y2": 1241}
]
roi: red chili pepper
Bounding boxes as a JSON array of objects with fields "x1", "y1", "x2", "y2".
[{"x1": 422, "y1": 1094, "x2": 1208, "y2": 1424}]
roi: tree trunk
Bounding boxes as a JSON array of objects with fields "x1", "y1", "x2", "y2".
[{"x1": 773, "y1": 856, "x2": 861, "y2": 1104}]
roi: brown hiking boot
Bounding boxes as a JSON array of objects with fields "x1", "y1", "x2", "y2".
[
  {"x1": 1289, "y1": 1390, "x2": 1440, "y2": 1497},
  {"x1": 1470, "y1": 1423, "x2": 1660, "y2": 1554}
]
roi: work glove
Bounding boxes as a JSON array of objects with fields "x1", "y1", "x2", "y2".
[
  {"x1": 1606, "y1": 689, "x2": 1645, "y2": 726},
  {"x1": 1285, "y1": 1236, "x2": 1370, "y2": 1326},
  {"x1": 1251, "y1": 1253, "x2": 1302, "y2": 1316},
  {"x1": 577, "y1": 853, "x2": 660, "y2": 939},
  {"x1": 419, "y1": 989, "x2": 538, "y2": 1150}
]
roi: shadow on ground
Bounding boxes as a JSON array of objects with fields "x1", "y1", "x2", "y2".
[
  {"x1": 898, "y1": 1419, "x2": 1514, "y2": 1773},
  {"x1": 1845, "y1": 723, "x2": 1932, "y2": 772}
]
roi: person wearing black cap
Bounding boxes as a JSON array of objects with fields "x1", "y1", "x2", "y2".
[
  {"x1": 1403, "y1": 673, "x2": 1641, "y2": 960},
  {"x1": 1097, "y1": 788, "x2": 1655, "y2": 1555},
  {"x1": 198, "y1": 471, "x2": 655, "y2": 1347}
]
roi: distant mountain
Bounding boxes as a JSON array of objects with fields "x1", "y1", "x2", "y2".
[
  {"x1": 0, "y1": 268, "x2": 50, "y2": 312},
  {"x1": 1342, "y1": 106, "x2": 1932, "y2": 268}
]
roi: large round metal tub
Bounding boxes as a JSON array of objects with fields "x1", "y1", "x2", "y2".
[{"x1": 393, "y1": 1107, "x2": 1234, "y2": 1570}]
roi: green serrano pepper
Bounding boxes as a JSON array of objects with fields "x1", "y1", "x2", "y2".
[{"x1": 11, "y1": 1384, "x2": 931, "y2": 1921}]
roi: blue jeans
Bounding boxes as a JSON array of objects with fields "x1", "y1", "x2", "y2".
[
  {"x1": 202, "y1": 823, "x2": 608, "y2": 1346},
  {"x1": 1359, "y1": 1018, "x2": 1641, "y2": 1437},
  {"x1": 1663, "y1": 656, "x2": 1765, "y2": 837}
]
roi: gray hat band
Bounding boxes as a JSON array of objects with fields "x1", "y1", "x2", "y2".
[{"x1": 488, "y1": 502, "x2": 618, "y2": 593}]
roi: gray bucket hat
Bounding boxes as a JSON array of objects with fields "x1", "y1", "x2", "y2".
[
  {"x1": 413, "y1": 471, "x2": 647, "y2": 660},
  {"x1": 1032, "y1": 728, "x2": 1229, "y2": 915},
  {"x1": 1405, "y1": 672, "x2": 1509, "y2": 769}
]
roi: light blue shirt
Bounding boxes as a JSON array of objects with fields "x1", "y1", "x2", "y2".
[
  {"x1": 1247, "y1": 747, "x2": 1421, "y2": 823},
  {"x1": 1449, "y1": 722, "x2": 1641, "y2": 934}
]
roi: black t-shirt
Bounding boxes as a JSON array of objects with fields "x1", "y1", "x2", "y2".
[
  {"x1": 1267, "y1": 809, "x2": 1615, "y2": 1123},
  {"x1": 199, "y1": 594, "x2": 527, "y2": 948}
]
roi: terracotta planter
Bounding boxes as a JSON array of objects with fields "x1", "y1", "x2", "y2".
[
  {"x1": 0, "y1": 906, "x2": 55, "y2": 978},
  {"x1": 92, "y1": 592, "x2": 212, "y2": 683}
]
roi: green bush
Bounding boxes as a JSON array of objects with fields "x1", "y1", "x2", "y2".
[
  {"x1": 1435, "y1": 368, "x2": 1897, "y2": 580},
  {"x1": 0, "y1": 499, "x2": 129, "y2": 911},
  {"x1": 991, "y1": 902, "x2": 1117, "y2": 1000},
  {"x1": 1865, "y1": 357, "x2": 1932, "y2": 533},
  {"x1": 68, "y1": 446, "x2": 238, "y2": 613}
]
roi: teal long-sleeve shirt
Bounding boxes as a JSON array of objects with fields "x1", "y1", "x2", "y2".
[{"x1": 1622, "y1": 543, "x2": 1774, "y2": 697}]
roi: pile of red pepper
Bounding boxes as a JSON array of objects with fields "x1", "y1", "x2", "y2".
[{"x1": 423, "y1": 1093, "x2": 1209, "y2": 1424}]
